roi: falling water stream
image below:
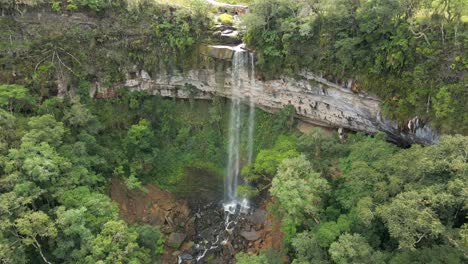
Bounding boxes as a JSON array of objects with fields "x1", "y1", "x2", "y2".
[
  {"x1": 224, "y1": 44, "x2": 255, "y2": 216},
  {"x1": 180, "y1": 44, "x2": 256, "y2": 263},
  {"x1": 225, "y1": 45, "x2": 255, "y2": 203},
  {"x1": 247, "y1": 52, "x2": 256, "y2": 165}
]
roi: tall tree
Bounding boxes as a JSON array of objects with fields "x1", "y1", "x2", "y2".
[
  {"x1": 0, "y1": 84, "x2": 28, "y2": 113},
  {"x1": 270, "y1": 155, "x2": 330, "y2": 225}
]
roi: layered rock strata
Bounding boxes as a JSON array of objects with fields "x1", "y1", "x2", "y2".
[{"x1": 93, "y1": 45, "x2": 439, "y2": 145}]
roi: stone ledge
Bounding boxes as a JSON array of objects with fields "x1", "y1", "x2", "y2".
[{"x1": 94, "y1": 67, "x2": 439, "y2": 145}]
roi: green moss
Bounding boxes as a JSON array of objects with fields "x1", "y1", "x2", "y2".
[{"x1": 218, "y1": 13, "x2": 234, "y2": 25}]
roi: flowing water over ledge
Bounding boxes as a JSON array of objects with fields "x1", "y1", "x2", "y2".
[{"x1": 178, "y1": 44, "x2": 258, "y2": 263}]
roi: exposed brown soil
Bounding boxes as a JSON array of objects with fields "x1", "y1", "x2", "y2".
[
  {"x1": 109, "y1": 178, "x2": 195, "y2": 263},
  {"x1": 259, "y1": 210, "x2": 284, "y2": 252},
  {"x1": 109, "y1": 178, "x2": 287, "y2": 263},
  {"x1": 110, "y1": 178, "x2": 191, "y2": 229},
  {"x1": 251, "y1": 198, "x2": 287, "y2": 262}
]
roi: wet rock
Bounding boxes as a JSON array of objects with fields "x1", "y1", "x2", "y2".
[
  {"x1": 227, "y1": 241, "x2": 236, "y2": 255},
  {"x1": 181, "y1": 241, "x2": 195, "y2": 251},
  {"x1": 248, "y1": 209, "x2": 267, "y2": 226},
  {"x1": 240, "y1": 230, "x2": 260, "y2": 241},
  {"x1": 212, "y1": 19, "x2": 242, "y2": 45},
  {"x1": 199, "y1": 227, "x2": 215, "y2": 240},
  {"x1": 167, "y1": 233, "x2": 187, "y2": 249},
  {"x1": 180, "y1": 253, "x2": 193, "y2": 261}
]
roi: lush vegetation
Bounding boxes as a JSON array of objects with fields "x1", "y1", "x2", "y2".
[
  {"x1": 239, "y1": 129, "x2": 467, "y2": 263},
  {"x1": 2, "y1": 82, "x2": 466, "y2": 263},
  {"x1": 0, "y1": 0, "x2": 211, "y2": 90},
  {"x1": 0, "y1": 92, "x2": 167, "y2": 262},
  {"x1": 0, "y1": 72, "x2": 296, "y2": 262},
  {"x1": 1, "y1": 0, "x2": 466, "y2": 133},
  {"x1": 0, "y1": 1, "x2": 467, "y2": 263},
  {"x1": 244, "y1": 0, "x2": 467, "y2": 134}
]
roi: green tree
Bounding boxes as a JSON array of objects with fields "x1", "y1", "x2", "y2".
[
  {"x1": 246, "y1": 135, "x2": 299, "y2": 182},
  {"x1": 0, "y1": 84, "x2": 28, "y2": 113},
  {"x1": 236, "y1": 252, "x2": 269, "y2": 264},
  {"x1": 123, "y1": 119, "x2": 155, "y2": 182},
  {"x1": 270, "y1": 155, "x2": 330, "y2": 225},
  {"x1": 53, "y1": 206, "x2": 94, "y2": 262},
  {"x1": 291, "y1": 231, "x2": 327, "y2": 263},
  {"x1": 377, "y1": 189, "x2": 446, "y2": 250},
  {"x1": 124, "y1": 119, "x2": 153, "y2": 161},
  {"x1": 329, "y1": 233, "x2": 384, "y2": 264},
  {"x1": 86, "y1": 220, "x2": 149, "y2": 264},
  {"x1": 429, "y1": 135, "x2": 468, "y2": 179},
  {"x1": 236, "y1": 249, "x2": 282, "y2": 264},
  {"x1": 314, "y1": 215, "x2": 351, "y2": 248},
  {"x1": 0, "y1": 109, "x2": 17, "y2": 154},
  {"x1": 58, "y1": 187, "x2": 119, "y2": 233},
  {"x1": 135, "y1": 225, "x2": 164, "y2": 261},
  {"x1": 298, "y1": 128, "x2": 347, "y2": 176},
  {"x1": 64, "y1": 100, "x2": 101, "y2": 134},
  {"x1": 0, "y1": 231, "x2": 27, "y2": 264},
  {"x1": 21, "y1": 115, "x2": 65, "y2": 148},
  {"x1": 15, "y1": 211, "x2": 57, "y2": 264},
  {"x1": 335, "y1": 161, "x2": 387, "y2": 209},
  {"x1": 389, "y1": 245, "x2": 465, "y2": 264},
  {"x1": 37, "y1": 97, "x2": 65, "y2": 119},
  {"x1": 433, "y1": 86, "x2": 455, "y2": 119}
]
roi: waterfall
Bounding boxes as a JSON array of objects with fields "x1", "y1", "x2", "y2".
[
  {"x1": 225, "y1": 50, "x2": 243, "y2": 202},
  {"x1": 224, "y1": 45, "x2": 255, "y2": 207},
  {"x1": 247, "y1": 52, "x2": 256, "y2": 165},
  {"x1": 189, "y1": 45, "x2": 256, "y2": 263}
]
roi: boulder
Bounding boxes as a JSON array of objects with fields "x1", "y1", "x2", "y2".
[
  {"x1": 248, "y1": 209, "x2": 267, "y2": 226},
  {"x1": 179, "y1": 253, "x2": 193, "y2": 261},
  {"x1": 204, "y1": 45, "x2": 235, "y2": 60},
  {"x1": 240, "y1": 230, "x2": 260, "y2": 241},
  {"x1": 181, "y1": 241, "x2": 195, "y2": 251},
  {"x1": 167, "y1": 233, "x2": 187, "y2": 249}
]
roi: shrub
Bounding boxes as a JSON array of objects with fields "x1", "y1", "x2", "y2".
[{"x1": 218, "y1": 13, "x2": 233, "y2": 25}]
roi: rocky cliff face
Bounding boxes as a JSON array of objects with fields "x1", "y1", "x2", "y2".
[
  {"x1": 5, "y1": 8, "x2": 437, "y2": 145},
  {"x1": 92, "y1": 45, "x2": 439, "y2": 145}
]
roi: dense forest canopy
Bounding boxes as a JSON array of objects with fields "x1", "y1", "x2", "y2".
[
  {"x1": 0, "y1": 0, "x2": 467, "y2": 263},
  {"x1": 238, "y1": 130, "x2": 467, "y2": 263},
  {"x1": 0, "y1": 0, "x2": 466, "y2": 132},
  {"x1": 0, "y1": 93, "x2": 466, "y2": 263},
  {"x1": 243, "y1": 0, "x2": 467, "y2": 134}
]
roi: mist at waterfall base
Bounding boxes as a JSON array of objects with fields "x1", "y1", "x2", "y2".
[{"x1": 178, "y1": 46, "x2": 257, "y2": 263}]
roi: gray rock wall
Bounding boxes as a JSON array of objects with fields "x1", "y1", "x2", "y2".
[{"x1": 93, "y1": 47, "x2": 439, "y2": 145}]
